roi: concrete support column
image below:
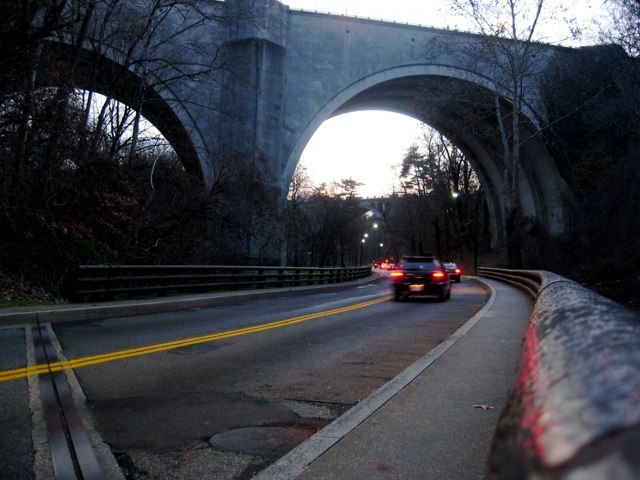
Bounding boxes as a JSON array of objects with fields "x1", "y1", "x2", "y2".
[{"x1": 219, "y1": 0, "x2": 290, "y2": 264}]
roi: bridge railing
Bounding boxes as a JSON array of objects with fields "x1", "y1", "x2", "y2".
[
  {"x1": 476, "y1": 266, "x2": 543, "y2": 299},
  {"x1": 478, "y1": 267, "x2": 640, "y2": 479},
  {"x1": 66, "y1": 264, "x2": 373, "y2": 302}
]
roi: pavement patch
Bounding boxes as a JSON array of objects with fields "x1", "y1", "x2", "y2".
[
  {"x1": 88, "y1": 391, "x2": 298, "y2": 451},
  {"x1": 209, "y1": 427, "x2": 315, "y2": 457}
]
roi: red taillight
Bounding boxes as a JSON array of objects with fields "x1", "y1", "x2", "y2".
[
  {"x1": 455, "y1": 268, "x2": 461, "y2": 274},
  {"x1": 432, "y1": 271, "x2": 445, "y2": 279},
  {"x1": 390, "y1": 272, "x2": 404, "y2": 277}
]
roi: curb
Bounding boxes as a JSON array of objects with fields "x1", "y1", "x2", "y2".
[{"x1": 0, "y1": 275, "x2": 382, "y2": 328}]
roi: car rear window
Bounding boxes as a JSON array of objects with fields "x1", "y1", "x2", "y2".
[{"x1": 401, "y1": 257, "x2": 440, "y2": 269}]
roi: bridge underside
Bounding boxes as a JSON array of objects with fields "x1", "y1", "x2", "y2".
[
  {"x1": 331, "y1": 75, "x2": 568, "y2": 246},
  {"x1": 40, "y1": 42, "x2": 203, "y2": 183}
]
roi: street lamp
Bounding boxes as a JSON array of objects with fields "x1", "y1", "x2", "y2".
[{"x1": 360, "y1": 238, "x2": 365, "y2": 265}]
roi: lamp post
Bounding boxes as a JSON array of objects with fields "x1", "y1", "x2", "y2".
[
  {"x1": 372, "y1": 223, "x2": 379, "y2": 260},
  {"x1": 360, "y1": 238, "x2": 365, "y2": 266}
]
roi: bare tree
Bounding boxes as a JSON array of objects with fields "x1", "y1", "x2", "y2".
[
  {"x1": 0, "y1": 0, "x2": 265, "y2": 291},
  {"x1": 447, "y1": 0, "x2": 550, "y2": 266},
  {"x1": 394, "y1": 128, "x2": 480, "y2": 259},
  {"x1": 283, "y1": 174, "x2": 368, "y2": 267},
  {"x1": 601, "y1": 0, "x2": 640, "y2": 57},
  {"x1": 285, "y1": 165, "x2": 313, "y2": 266},
  {"x1": 600, "y1": 0, "x2": 640, "y2": 146}
]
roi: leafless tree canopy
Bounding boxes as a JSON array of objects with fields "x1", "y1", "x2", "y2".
[{"x1": 0, "y1": 0, "x2": 280, "y2": 296}]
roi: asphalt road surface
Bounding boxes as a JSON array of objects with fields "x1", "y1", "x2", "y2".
[{"x1": 1, "y1": 276, "x2": 490, "y2": 479}]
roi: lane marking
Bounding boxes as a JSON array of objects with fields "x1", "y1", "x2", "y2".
[
  {"x1": 252, "y1": 279, "x2": 498, "y2": 480},
  {"x1": 0, "y1": 296, "x2": 392, "y2": 383}
]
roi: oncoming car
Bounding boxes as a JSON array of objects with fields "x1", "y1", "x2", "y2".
[
  {"x1": 390, "y1": 256, "x2": 451, "y2": 301},
  {"x1": 443, "y1": 262, "x2": 462, "y2": 283}
]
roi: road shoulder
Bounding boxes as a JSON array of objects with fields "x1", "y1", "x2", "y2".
[{"x1": 254, "y1": 277, "x2": 532, "y2": 480}]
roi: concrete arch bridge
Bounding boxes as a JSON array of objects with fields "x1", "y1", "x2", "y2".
[{"x1": 41, "y1": 0, "x2": 596, "y2": 254}]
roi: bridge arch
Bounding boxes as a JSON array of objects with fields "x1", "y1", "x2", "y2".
[
  {"x1": 284, "y1": 64, "x2": 569, "y2": 246},
  {"x1": 40, "y1": 41, "x2": 205, "y2": 183}
]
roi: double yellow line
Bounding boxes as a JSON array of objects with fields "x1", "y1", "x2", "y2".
[{"x1": 0, "y1": 296, "x2": 391, "y2": 383}]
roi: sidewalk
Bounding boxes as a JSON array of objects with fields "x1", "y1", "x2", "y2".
[{"x1": 254, "y1": 277, "x2": 533, "y2": 480}]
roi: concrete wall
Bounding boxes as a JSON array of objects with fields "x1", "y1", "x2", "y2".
[{"x1": 485, "y1": 271, "x2": 640, "y2": 478}]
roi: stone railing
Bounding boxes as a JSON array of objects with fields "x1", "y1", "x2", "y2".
[
  {"x1": 479, "y1": 268, "x2": 640, "y2": 479},
  {"x1": 476, "y1": 267, "x2": 542, "y2": 299}
]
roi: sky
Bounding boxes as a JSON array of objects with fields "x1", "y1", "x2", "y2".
[
  {"x1": 297, "y1": 111, "x2": 421, "y2": 198},
  {"x1": 281, "y1": 0, "x2": 609, "y2": 198}
]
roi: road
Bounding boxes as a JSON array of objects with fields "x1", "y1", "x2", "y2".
[{"x1": 0, "y1": 276, "x2": 490, "y2": 479}]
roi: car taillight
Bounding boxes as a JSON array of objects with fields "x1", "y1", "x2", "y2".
[
  {"x1": 390, "y1": 272, "x2": 404, "y2": 277},
  {"x1": 455, "y1": 268, "x2": 461, "y2": 274},
  {"x1": 432, "y1": 271, "x2": 445, "y2": 279}
]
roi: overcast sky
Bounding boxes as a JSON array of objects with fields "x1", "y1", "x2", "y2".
[{"x1": 281, "y1": 0, "x2": 609, "y2": 197}]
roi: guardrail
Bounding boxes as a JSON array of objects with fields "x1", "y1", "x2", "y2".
[
  {"x1": 478, "y1": 268, "x2": 640, "y2": 479},
  {"x1": 66, "y1": 265, "x2": 372, "y2": 302}
]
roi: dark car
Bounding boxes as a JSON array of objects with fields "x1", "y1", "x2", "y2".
[
  {"x1": 443, "y1": 262, "x2": 462, "y2": 283},
  {"x1": 391, "y1": 256, "x2": 451, "y2": 301}
]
